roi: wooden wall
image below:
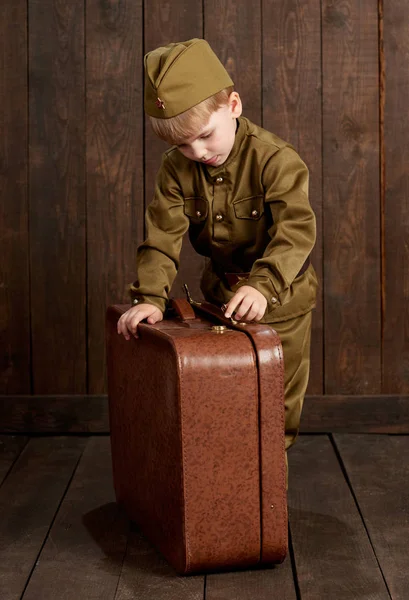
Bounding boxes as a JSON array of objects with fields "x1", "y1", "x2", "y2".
[{"x1": 1, "y1": 1, "x2": 408, "y2": 408}]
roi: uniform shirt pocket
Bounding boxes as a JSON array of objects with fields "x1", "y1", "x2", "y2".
[
  {"x1": 184, "y1": 197, "x2": 208, "y2": 223},
  {"x1": 233, "y1": 195, "x2": 264, "y2": 220}
]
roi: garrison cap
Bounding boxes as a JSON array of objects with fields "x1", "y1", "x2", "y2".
[{"x1": 144, "y1": 38, "x2": 234, "y2": 118}]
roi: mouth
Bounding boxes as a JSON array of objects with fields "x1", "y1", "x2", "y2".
[{"x1": 202, "y1": 155, "x2": 219, "y2": 165}]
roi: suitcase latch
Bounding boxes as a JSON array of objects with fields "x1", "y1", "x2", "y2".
[{"x1": 211, "y1": 325, "x2": 227, "y2": 333}]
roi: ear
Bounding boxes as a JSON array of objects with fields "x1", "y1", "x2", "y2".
[{"x1": 228, "y1": 91, "x2": 243, "y2": 118}]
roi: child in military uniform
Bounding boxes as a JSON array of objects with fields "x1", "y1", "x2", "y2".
[{"x1": 117, "y1": 38, "x2": 318, "y2": 465}]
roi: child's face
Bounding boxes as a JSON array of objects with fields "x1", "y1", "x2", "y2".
[{"x1": 176, "y1": 93, "x2": 242, "y2": 168}]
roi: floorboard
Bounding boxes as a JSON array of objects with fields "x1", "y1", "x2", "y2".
[
  {"x1": 288, "y1": 435, "x2": 391, "y2": 600},
  {"x1": 0, "y1": 437, "x2": 87, "y2": 600},
  {"x1": 114, "y1": 524, "x2": 204, "y2": 600},
  {"x1": 205, "y1": 557, "x2": 297, "y2": 600},
  {"x1": 0, "y1": 434, "x2": 405, "y2": 599},
  {"x1": 22, "y1": 437, "x2": 129, "y2": 600},
  {"x1": 0, "y1": 435, "x2": 28, "y2": 483},
  {"x1": 334, "y1": 434, "x2": 409, "y2": 600}
]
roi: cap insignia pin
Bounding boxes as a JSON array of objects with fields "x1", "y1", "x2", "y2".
[{"x1": 156, "y1": 97, "x2": 166, "y2": 110}]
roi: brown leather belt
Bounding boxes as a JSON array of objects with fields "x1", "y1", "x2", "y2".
[{"x1": 216, "y1": 256, "x2": 311, "y2": 288}]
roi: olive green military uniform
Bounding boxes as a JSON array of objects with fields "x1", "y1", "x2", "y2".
[{"x1": 130, "y1": 39, "x2": 318, "y2": 460}]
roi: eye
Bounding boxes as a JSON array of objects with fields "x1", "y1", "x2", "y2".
[{"x1": 200, "y1": 133, "x2": 212, "y2": 139}]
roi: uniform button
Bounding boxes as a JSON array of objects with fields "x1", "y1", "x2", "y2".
[
  {"x1": 196, "y1": 210, "x2": 202, "y2": 218},
  {"x1": 251, "y1": 209, "x2": 259, "y2": 217},
  {"x1": 215, "y1": 176, "x2": 223, "y2": 184},
  {"x1": 271, "y1": 297, "x2": 278, "y2": 304},
  {"x1": 215, "y1": 214, "x2": 223, "y2": 222}
]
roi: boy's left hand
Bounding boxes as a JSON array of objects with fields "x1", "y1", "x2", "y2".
[{"x1": 223, "y1": 285, "x2": 267, "y2": 322}]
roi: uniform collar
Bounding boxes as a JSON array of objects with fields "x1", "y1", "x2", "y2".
[{"x1": 204, "y1": 116, "x2": 248, "y2": 176}]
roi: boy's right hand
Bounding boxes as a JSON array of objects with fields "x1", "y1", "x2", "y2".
[{"x1": 117, "y1": 303, "x2": 163, "y2": 340}]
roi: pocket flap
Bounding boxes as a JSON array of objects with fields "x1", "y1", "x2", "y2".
[
  {"x1": 184, "y1": 197, "x2": 208, "y2": 222},
  {"x1": 233, "y1": 195, "x2": 264, "y2": 220}
]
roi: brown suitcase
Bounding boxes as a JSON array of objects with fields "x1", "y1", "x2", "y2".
[{"x1": 106, "y1": 298, "x2": 288, "y2": 575}]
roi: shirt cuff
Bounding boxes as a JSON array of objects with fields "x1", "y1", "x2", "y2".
[
  {"x1": 237, "y1": 275, "x2": 281, "y2": 313},
  {"x1": 128, "y1": 290, "x2": 167, "y2": 314}
]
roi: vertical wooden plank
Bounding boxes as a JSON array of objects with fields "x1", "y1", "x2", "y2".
[
  {"x1": 322, "y1": 0, "x2": 380, "y2": 393},
  {"x1": 205, "y1": 1, "x2": 261, "y2": 125},
  {"x1": 87, "y1": 0, "x2": 144, "y2": 393},
  {"x1": 382, "y1": 1, "x2": 409, "y2": 392},
  {"x1": 0, "y1": 1, "x2": 30, "y2": 393},
  {"x1": 263, "y1": 0, "x2": 323, "y2": 394},
  {"x1": 29, "y1": 0, "x2": 86, "y2": 393},
  {"x1": 144, "y1": 2, "x2": 204, "y2": 303}
]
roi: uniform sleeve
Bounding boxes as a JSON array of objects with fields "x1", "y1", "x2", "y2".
[
  {"x1": 128, "y1": 154, "x2": 189, "y2": 312},
  {"x1": 243, "y1": 146, "x2": 316, "y2": 312}
]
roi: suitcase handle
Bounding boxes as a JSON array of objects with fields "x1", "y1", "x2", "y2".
[
  {"x1": 171, "y1": 295, "x2": 240, "y2": 328},
  {"x1": 170, "y1": 298, "x2": 197, "y2": 321},
  {"x1": 172, "y1": 286, "x2": 268, "y2": 331},
  {"x1": 172, "y1": 294, "x2": 234, "y2": 325}
]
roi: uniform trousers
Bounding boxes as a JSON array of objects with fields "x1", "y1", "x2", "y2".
[{"x1": 268, "y1": 310, "x2": 313, "y2": 487}]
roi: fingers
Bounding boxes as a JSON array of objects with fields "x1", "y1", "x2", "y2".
[
  {"x1": 227, "y1": 300, "x2": 264, "y2": 322},
  {"x1": 245, "y1": 304, "x2": 260, "y2": 322},
  {"x1": 117, "y1": 311, "x2": 142, "y2": 340},
  {"x1": 224, "y1": 293, "x2": 244, "y2": 319},
  {"x1": 232, "y1": 297, "x2": 253, "y2": 321},
  {"x1": 117, "y1": 305, "x2": 162, "y2": 340},
  {"x1": 147, "y1": 313, "x2": 163, "y2": 324},
  {"x1": 225, "y1": 290, "x2": 255, "y2": 320},
  {"x1": 245, "y1": 302, "x2": 266, "y2": 322},
  {"x1": 224, "y1": 288, "x2": 267, "y2": 322}
]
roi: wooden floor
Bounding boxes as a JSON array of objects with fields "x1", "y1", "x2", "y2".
[{"x1": 0, "y1": 433, "x2": 407, "y2": 600}]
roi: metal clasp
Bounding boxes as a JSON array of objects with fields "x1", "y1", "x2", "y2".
[
  {"x1": 211, "y1": 325, "x2": 227, "y2": 333},
  {"x1": 183, "y1": 284, "x2": 202, "y2": 307}
]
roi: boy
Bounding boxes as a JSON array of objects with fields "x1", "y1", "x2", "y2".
[{"x1": 117, "y1": 38, "x2": 318, "y2": 457}]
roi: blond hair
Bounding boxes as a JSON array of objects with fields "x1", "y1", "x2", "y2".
[{"x1": 149, "y1": 86, "x2": 234, "y2": 146}]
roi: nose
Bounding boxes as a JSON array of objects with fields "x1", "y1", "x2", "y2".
[{"x1": 189, "y1": 140, "x2": 206, "y2": 160}]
